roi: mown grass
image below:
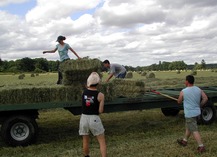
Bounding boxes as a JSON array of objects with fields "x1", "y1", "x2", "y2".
[
  {"x1": 0, "y1": 71, "x2": 217, "y2": 157},
  {"x1": 1, "y1": 109, "x2": 217, "y2": 157}
]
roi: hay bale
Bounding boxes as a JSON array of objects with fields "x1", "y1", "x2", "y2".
[
  {"x1": 191, "y1": 70, "x2": 197, "y2": 75},
  {"x1": 141, "y1": 71, "x2": 147, "y2": 76},
  {"x1": 146, "y1": 72, "x2": 155, "y2": 78},
  {"x1": 126, "y1": 72, "x2": 133, "y2": 78},
  {"x1": 31, "y1": 73, "x2": 35, "y2": 77},
  {"x1": 18, "y1": 75, "x2": 24, "y2": 79},
  {"x1": 98, "y1": 82, "x2": 115, "y2": 101},
  {"x1": 59, "y1": 58, "x2": 102, "y2": 85},
  {"x1": 111, "y1": 79, "x2": 145, "y2": 98}
]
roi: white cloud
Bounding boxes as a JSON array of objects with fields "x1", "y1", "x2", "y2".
[
  {"x1": 0, "y1": 0, "x2": 217, "y2": 66},
  {"x1": 25, "y1": 0, "x2": 101, "y2": 24}
]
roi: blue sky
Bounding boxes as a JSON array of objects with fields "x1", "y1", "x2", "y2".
[
  {"x1": 0, "y1": 0, "x2": 36, "y2": 16},
  {"x1": 0, "y1": 0, "x2": 217, "y2": 66}
]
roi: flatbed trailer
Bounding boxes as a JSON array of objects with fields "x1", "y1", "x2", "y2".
[{"x1": 0, "y1": 86, "x2": 217, "y2": 146}]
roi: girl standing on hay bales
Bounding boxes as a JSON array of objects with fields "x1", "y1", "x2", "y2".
[
  {"x1": 43, "y1": 35, "x2": 81, "y2": 84},
  {"x1": 79, "y1": 72, "x2": 107, "y2": 157}
]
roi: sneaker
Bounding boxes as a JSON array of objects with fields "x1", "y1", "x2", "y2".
[
  {"x1": 197, "y1": 146, "x2": 205, "y2": 153},
  {"x1": 177, "y1": 138, "x2": 187, "y2": 146}
]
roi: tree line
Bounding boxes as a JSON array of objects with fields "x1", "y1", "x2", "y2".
[
  {"x1": 125, "y1": 59, "x2": 217, "y2": 72},
  {"x1": 0, "y1": 57, "x2": 216, "y2": 73},
  {"x1": 0, "y1": 57, "x2": 59, "y2": 73}
]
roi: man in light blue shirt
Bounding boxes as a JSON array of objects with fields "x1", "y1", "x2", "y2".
[
  {"x1": 177, "y1": 75, "x2": 208, "y2": 153},
  {"x1": 103, "y1": 60, "x2": 126, "y2": 82}
]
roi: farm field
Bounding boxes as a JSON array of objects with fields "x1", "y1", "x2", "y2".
[{"x1": 0, "y1": 71, "x2": 217, "y2": 157}]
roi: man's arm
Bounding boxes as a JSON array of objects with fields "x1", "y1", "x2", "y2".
[
  {"x1": 177, "y1": 91, "x2": 183, "y2": 104},
  {"x1": 200, "y1": 90, "x2": 208, "y2": 107},
  {"x1": 106, "y1": 73, "x2": 113, "y2": 82},
  {"x1": 98, "y1": 92, "x2": 105, "y2": 114}
]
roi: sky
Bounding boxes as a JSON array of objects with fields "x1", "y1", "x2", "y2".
[{"x1": 0, "y1": 0, "x2": 217, "y2": 67}]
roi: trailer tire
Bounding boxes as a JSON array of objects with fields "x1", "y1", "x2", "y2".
[
  {"x1": 1, "y1": 115, "x2": 38, "y2": 146},
  {"x1": 198, "y1": 101, "x2": 216, "y2": 125},
  {"x1": 161, "y1": 107, "x2": 180, "y2": 116}
]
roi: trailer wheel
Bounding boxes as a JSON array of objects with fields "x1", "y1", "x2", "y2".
[
  {"x1": 1, "y1": 115, "x2": 38, "y2": 146},
  {"x1": 198, "y1": 101, "x2": 216, "y2": 125},
  {"x1": 161, "y1": 108, "x2": 180, "y2": 116}
]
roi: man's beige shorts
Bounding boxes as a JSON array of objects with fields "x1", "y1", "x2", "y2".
[
  {"x1": 185, "y1": 117, "x2": 198, "y2": 132},
  {"x1": 79, "y1": 114, "x2": 105, "y2": 136}
]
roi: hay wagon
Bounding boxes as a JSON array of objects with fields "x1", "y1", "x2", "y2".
[{"x1": 0, "y1": 86, "x2": 216, "y2": 147}]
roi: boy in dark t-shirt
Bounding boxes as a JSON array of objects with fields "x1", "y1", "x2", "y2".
[{"x1": 79, "y1": 72, "x2": 107, "y2": 157}]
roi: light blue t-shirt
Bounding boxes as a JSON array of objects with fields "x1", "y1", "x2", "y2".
[
  {"x1": 182, "y1": 86, "x2": 202, "y2": 118},
  {"x1": 56, "y1": 43, "x2": 71, "y2": 62}
]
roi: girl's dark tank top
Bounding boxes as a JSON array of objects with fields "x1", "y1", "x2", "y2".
[{"x1": 82, "y1": 89, "x2": 100, "y2": 115}]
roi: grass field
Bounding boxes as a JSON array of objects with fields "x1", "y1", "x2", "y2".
[{"x1": 0, "y1": 71, "x2": 217, "y2": 157}]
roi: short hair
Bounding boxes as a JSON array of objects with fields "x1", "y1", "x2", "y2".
[
  {"x1": 186, "y1": 75, "x2": 194, "y2": 84},
  {"x1": 103, "y1": 60, "x2": 110, "y2": 64}
]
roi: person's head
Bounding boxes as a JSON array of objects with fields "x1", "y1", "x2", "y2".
[
  {"x1": 185, "y1": 75, "x2": 194, "y2": 86},
  {"x1": 103, "y1": 60, "x2": 110, "y2": 68},
  {"x1": 56, "y1": 35, "x2": 66, "y2": 43},
  {"x1": 87, "y1": 72, "x2": 101, "y2": 88}
]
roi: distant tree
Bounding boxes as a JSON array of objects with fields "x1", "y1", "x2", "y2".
[
  {"x1": 161, "y1": 61, "x2": 170, "y2": 70},
  {"x1": 16, "y1": 57, "x2": 35, "y2": 72},
  {"x1": 201, "y1": 59, "x2": 206, "y2": 69},
  {"x1": 169, "y1": 61, "x2": 187, "y2": 70},
  {"x1": 34, "y1": 58, "x2": 49, "y2": 72},
  {"x1": 193, "y1": 62, "x2": 202, "y2": 70},
  {"x1": 0, "y1": 58, "x2": 2, "y2": 66},
  {"x1": 48, "y1": 60, "x2": 59, "y2": 72}
]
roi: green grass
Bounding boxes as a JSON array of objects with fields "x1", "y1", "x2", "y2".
[
  {"x1": 0, "y1": 71, "x2": 217, "y2": 157},
  {"x1": 1, "y1": 109, "x2": 217, "y2": 157}
]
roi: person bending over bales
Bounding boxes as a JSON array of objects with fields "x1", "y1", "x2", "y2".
[
  {"x1": 103, "y1": 60, "x2": 126, "y2": 82},
  {"x1": 79, "y1": 72, "x2": 107, "y2": 157},
  {"x1": 177, "y1": 75, "x2": 208, "y2": 153},
  {"x1": 43, "y1": 35, "x2": 81, "y2": 84}
]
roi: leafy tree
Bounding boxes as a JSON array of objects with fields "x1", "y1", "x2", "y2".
[
  {"x1": 48, "y1": 60, "x2": 59, "y2": 72},
  {"x1": 161, "y1": 61, "x2": 170, "y2": 70},
  {"x1": 194, "y1": 62, "x2": 201, "y2": 70},
  {"x1": 16, "y1": 57, "x2": 35, "y2": 72},
  {"x1": 201, "y1": 59, "x2": 206, "y2": 69},
  {"x1": 168, "y1": 61, "x2": 187, "y2": 70},
  {"x1": 34, "y1": 58, "x2": 49, "y2": 72},
  {"x1": 0, "y1": 58, "x2": 3, "y2": 66}
]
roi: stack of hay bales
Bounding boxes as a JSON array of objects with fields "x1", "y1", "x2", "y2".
[
  {"x1": 0, "y1": 85, "x2": 83, "y2": 105},
  {"x1": 0, "y1": 78, "x2": 145, "y2": 105},
  {"x1": 0, "y1": 58, "x2": 146, "y2": 105},
  {"x1": 59, "y1": 58, "x2": 102, "y2": 85},
  {"x1": 111, "y1": 79, "x2": 145, "y2": 98}
]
